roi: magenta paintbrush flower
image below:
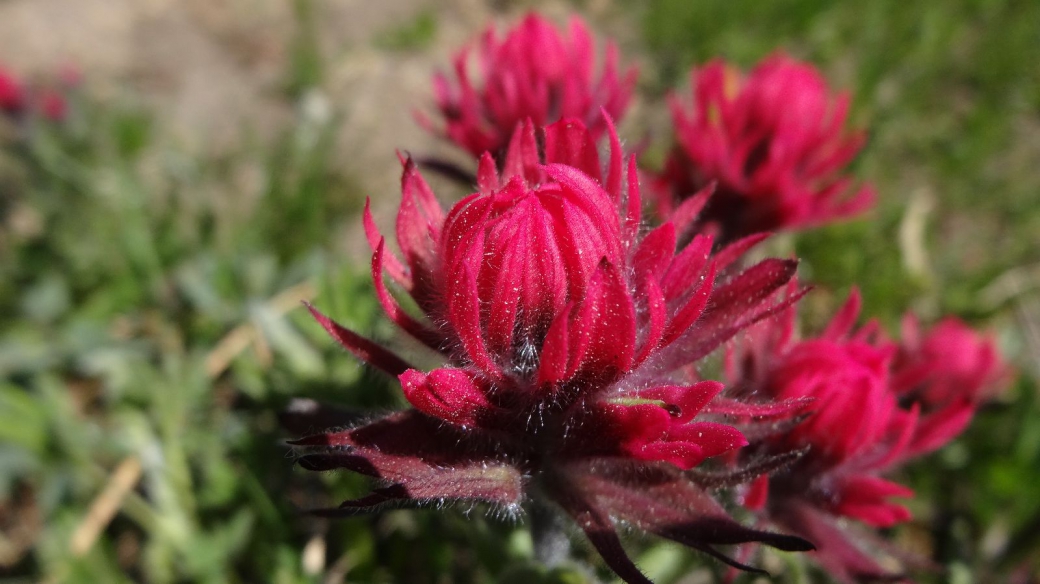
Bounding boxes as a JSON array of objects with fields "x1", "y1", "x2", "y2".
[
  {"x1": 37, "y1": 90, "x2": 68, "y2": 122},
  {"x1": 654, "y1": 54, "x2": 874, "y2": 244},
  {"x1": 894, "y1": 315, "x2": 1010, "y2": 405},
  {"x1": 727, "y1": 288, "x2": 1010, "y2": 581},
  {"x1": 1, "y1": 65, "x2": 72, "y2": 123},
  {"x1": 292, "y1": 117, "x2": 813, "y2": 583},
  {"x1": 0, "y1": 66, "x2": 26, "y2": 116},
  {"x1": 417, "y1": 13, "x2": 637, "y2": 159}
]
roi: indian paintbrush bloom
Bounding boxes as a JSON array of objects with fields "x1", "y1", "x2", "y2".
[
  {"x1": 891, "y1": 314, "x2": 1011, "y2": 425},
  {"x1": 291, "y1": 117, "x2": 814, "y2": 583},
  {"x1": 0, "y1": 65, "x2": 72, "y2": 123},
  {"x1": 727, "y1": 288, "x2": 1010, "y2": 581},
  {"x1": 37, "y1": 89, "x2": 68, "y2": 122},
  {"x1": 0, "y1": 66, "x2": 26, "y2": 116},
  {"x1": 654, "y1": 54, "x2": 874, "y2": 245},
  {"x1": 417, "y1": 13, "x2": 637, "y2": 160}
]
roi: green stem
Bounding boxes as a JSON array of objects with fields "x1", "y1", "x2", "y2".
[{"x1": 527, "y1": 498, "x2": 571, "y2": 569}]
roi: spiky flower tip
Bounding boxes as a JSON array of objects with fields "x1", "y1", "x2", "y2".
[
  {"x1": 417, "y1": 12, "x2": 637, "y2": 160},
  {"x1": 290, "y1": 116, "x2": 815, "y2": 583},
  {"x1": 654, "y1": 53, "x2": 875, "y2": 245},
  {"x1": 726, "y1": 287, "x2": 1011, "y2": 582}
]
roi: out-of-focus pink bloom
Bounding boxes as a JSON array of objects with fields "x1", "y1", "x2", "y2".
[
  {"x1": 727, "y1": 289, "x2": 1011, "y2": 582},
  {"x1": 37, "y1": 90, "x2": 68, "y2": 122},
  {"x1": 418, "y1": 13, "x2": 637, "y2": 159},
  {"x1": 894, "y1": 315, "x2": 1010, "y2": 406},
  {"x1": 889, "y1": 315, "x2": 1013, "y2": 458},
  {"x1": 292, "y1": 117, "x2": 813, "y2": 583},
  {"x1": 0, "y1": 67, "x2": 26, "y2": 116},
  {"x1": 58, "y1": 64, "x2": 83, "y2": 89},
  {"x1": 655, "y1": 54, "x2": 874, "y2": 244},
  {"x1": 1, "y1": 65, "x2": 76, "y2": 123}
]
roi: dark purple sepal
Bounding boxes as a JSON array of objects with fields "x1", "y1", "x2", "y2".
[
  {"x1": 686, "y1": 448, "x2": 809, "y2": 490},
  {"x1": 558, "y1": 458, "x2": 813, "y2": 573},
  {"x1": 776, "y1": 502, "x2": 908, "y2": 583},
  {"x1": 304, "y1": 302, "x2": 413, "y2": 376},
  {"x1": 291, "y1": 411, "x2": 521, "y2": 496}
]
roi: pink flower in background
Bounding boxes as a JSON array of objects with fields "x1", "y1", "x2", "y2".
[
  {"x1": 655, "y1": 54, "x2": 874, "y2": 244},
  {"x1": 292, "y1": 117, "x2": 813, "y2": 583},
  {"x1": 727, "y1": 289, "x2": 1010, "y2": 582},
  {"x1": 418, "y1": 13, "x2": 637, "y2": 159},
  {"x1": 893, "y1": 314, "x2": 1010, "y2": 406},
  {"x1": 0, "y1": 66, "x2": 26, "y2": 116},
  {"x1": 1, "y1": 64, "x2": 75, "y2": 123},
  {"x1": 57, "y1": 63, "x2": 83, "y2": 90},
  {"x1": 37, "y1": 90, "x2": 68, "y2": 122},
  {"x1": 889, "y1": 314, "x2": 1013, "y2": 458}
]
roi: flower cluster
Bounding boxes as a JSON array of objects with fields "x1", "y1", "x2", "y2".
[
  {"x1": 726, "y1": 288, "x2": 1010, "y2": 581},
  {"x1": 291, "y1": 11, "x2": 1012, "y2": 584},
  {"x1": 0, "y1": 63, "x2": 74, "y2": 123},
  {"x1": 417, "y1": 13, "x2": 636, "y2": 159},
  {"x1": 654, "y1": 54, "x2": 875, "y2": 244}
]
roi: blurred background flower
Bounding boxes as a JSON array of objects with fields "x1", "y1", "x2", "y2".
[
  {"x1": 416, "y1": 13, "x2": 636, "y2": 161},
  {"x1": 652, "y1": 53, "x2": 874, "y2": 245}
]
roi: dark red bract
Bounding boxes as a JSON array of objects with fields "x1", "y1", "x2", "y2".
[
  {"x1": 654, "y1": 54, "x2": 874, "y2": 244},
  {"x1": 292, "y1": 117, "x2": 814, "y2": 583}
]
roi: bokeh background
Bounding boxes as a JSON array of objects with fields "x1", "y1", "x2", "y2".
[{"x1": 1, "y1": 0, "x2": 1038, "y2": 582}]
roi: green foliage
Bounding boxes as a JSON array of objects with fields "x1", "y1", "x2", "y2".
[
  {"x1": 287, "y1": 0, "x2": 325, "y2": 97},
  {"x1": 0, "y1": 63, "x2": 385, "y2": 583},
  {"x1": 375, "y1": 10, "x2": 439, "y2": 52}
]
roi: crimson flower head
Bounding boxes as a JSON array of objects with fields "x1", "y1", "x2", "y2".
[
  {"x1": 0, "y1": 66, "x2": 26, "y2": 116},
  {"x1": 655, "y1": 54, "x2": 874, "y2": 245},
  {"x1": 728, "y1": 289, "x2": 1010, "y2": 582},
  {"x1": 892, "y1": 315, "x2": 1012, "y2": 416},
  {"x1": 292, "y1": 117, "x2": 814, "y2": 583},
  {"x1": 418, "y1": 13, "x2": 637, "y2": 159}
]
